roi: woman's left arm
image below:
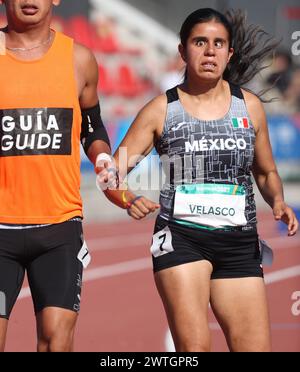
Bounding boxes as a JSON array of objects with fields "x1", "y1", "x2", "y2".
[{"x1": 244, "y1": 90, "x2": 298, "y2": 236}]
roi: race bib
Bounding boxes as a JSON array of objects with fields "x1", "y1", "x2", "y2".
[
  {"x1": 77, "y1": 240, "x2": 91, "y2": 269},
  {"x1": 150, "y1": 226, "x2": 174, "y2": 258},
  {"x1": 173, "y1": 183, "x2": 247, "y2": 228}
]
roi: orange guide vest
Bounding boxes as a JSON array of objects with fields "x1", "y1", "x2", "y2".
[{"x1": 0, "y1": 31, "x2": 83, "y2": 223}]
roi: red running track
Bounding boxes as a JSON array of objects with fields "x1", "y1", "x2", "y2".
[{"x1": 5, "y1": 211, "x2": 300, "y2": 351}]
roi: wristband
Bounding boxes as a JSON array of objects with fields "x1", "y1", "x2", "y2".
[
  {"x1": 123, "y1": 194, "x2": 143, "y2": 211},
  {"x1": 95, "y1": 153, "x2": 113, "y2": 166},
  {"x1": 126, "y1": 196, "x2": 143, "y2": 209},
  {"x1": 122, "y1": 191, "x2": 131, "y2": 209}
]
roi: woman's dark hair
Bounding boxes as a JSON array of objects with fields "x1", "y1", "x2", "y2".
[{"x1": 180, "y1": 8, "x2": 279, "y2": 96}]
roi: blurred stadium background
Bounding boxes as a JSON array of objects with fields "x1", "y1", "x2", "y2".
[{"x1": 1, "y1": 0, "x2": 299, "y2": 351}]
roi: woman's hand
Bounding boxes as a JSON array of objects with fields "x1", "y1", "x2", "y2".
[
  {"x1": 127, "y1": 196, "x2": 160, "y2": 220},
  {"x1": 273, "y1": 201, "x2": 299, "y2": 236}
]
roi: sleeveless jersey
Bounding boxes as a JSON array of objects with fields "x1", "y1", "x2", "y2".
[
  {"x1": 155, "y1": 84, "x2": 257, "y2": 229},
  {"x1": 0, "y1": 31, "x2": 82, "y2": 224}
]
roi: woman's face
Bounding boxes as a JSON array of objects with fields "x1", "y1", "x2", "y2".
[{"x1": 179, "y1": 20, "x2": 234, "y2": 82}]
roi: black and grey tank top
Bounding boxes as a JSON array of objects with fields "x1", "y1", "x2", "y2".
[{"x1": 155, "y1": 84, "x2": 257, "y2": 229}]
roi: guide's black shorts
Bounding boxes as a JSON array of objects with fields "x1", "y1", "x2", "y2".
[{"x1": 0, "y1": 220, "x2": 84, "y2": 319}]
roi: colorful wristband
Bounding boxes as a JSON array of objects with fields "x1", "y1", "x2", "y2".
[{"x1": 123, "y1": 194, "x2": 143, "y2": 210}]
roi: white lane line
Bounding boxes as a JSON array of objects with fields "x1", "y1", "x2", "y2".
[
  {"x1": 18, "y1": 257, "x2": 152, "y2": 300},
  {"x1": 88, "y1": 233, "x2": 151, "y2": 252},
  {"x1": 265, "y1": 265, "x2": 300, "y2": 285},
  {"x1": 18, "y1": 287, "x2": 31, "y2": 300},
  {"x1": 263, "y1": 236, "x2": 300, "y2": 251},
  {"x1": 207, "y1": 322, "x2": 300, "y2": 331},
  {"x1": 83, "y1": 257, "x2": 151, "y2": 281},
  {"x1": 165, "y1": 329, "x2": 175, "y2": 352}
]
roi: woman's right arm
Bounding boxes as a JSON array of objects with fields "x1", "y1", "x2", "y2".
[
  {"x1": 114, "y1": 94, "x2": 167, "y2": 176},
  {"x1": 101, "y1": 94, "x2": 167, "y2": 219}
]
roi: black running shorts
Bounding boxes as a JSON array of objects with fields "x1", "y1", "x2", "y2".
[
  {"x1": 0, "y1": 220, "x2": 84, "y2": 319},
  {"x1": 151, "y1": 216, "x2": 263, "y2": 279}
]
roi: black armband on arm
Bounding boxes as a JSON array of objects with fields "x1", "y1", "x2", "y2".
[{"x1": 80, "y1": 103, "x2": 111, "y2": 154}]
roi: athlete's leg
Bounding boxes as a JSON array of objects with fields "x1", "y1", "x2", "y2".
[
  {"x1": 0, "y1": 230, "x2": 26, "y2": 352},
  {"x1": 26, "y1": 221, "x2": 84, "y2": 352},
  {"x1": 36, "y1": 307, "x2": 78, "y2": 352},
  {"x1": 210, "y1": 277, "x2": 271, "y2": 352},
  {"x1": 0, "y1": 319, "x2": 8, "y2": 352},
  {"x1": 154, "y1": 260, "x2": 213, "y2": 352}
]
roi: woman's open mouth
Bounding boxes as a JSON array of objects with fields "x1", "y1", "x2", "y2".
[{"x1": 201, "y1": 62, "x2": 217, "y2": 71}]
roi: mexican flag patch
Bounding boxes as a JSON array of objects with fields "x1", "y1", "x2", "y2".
[{"x1": 232, "y1": 117, "x2": 249, "y2": 129}]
